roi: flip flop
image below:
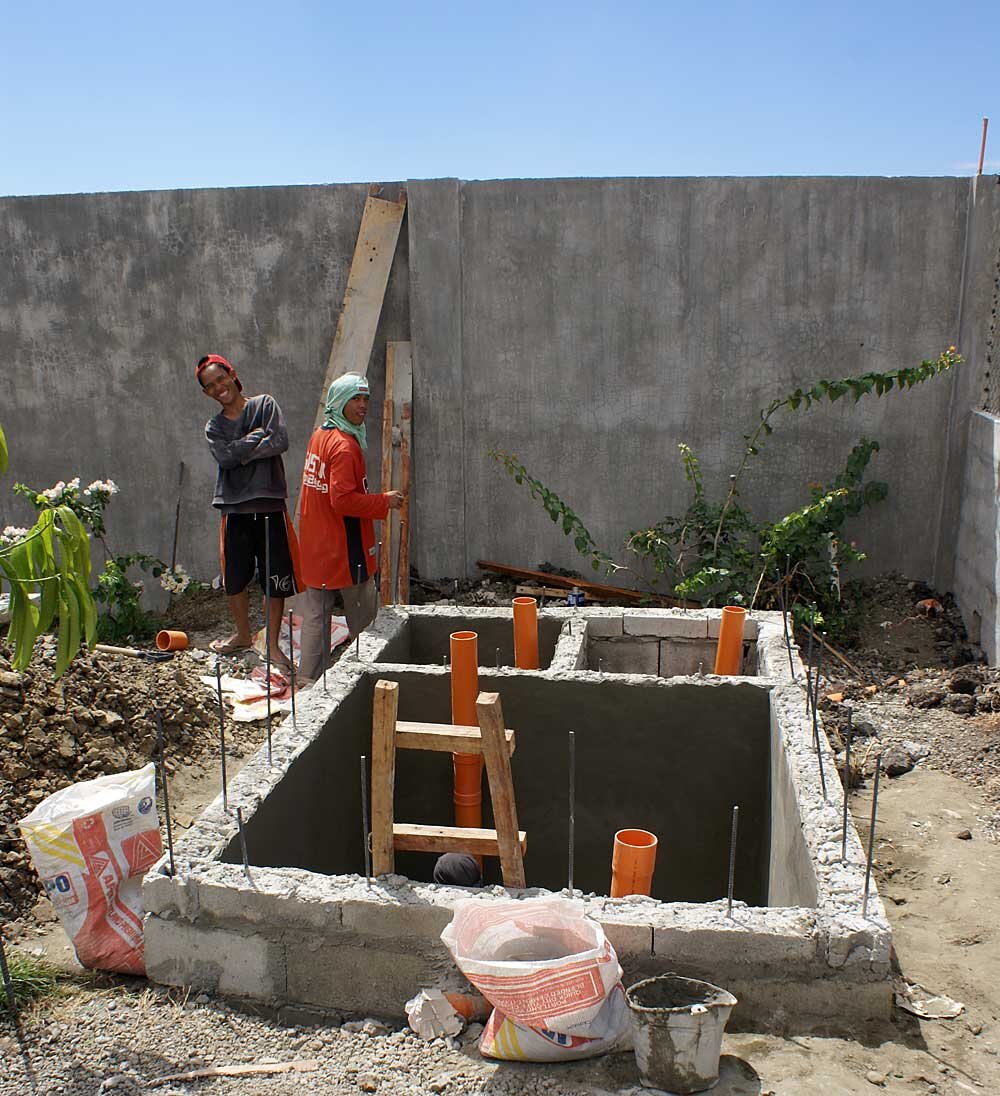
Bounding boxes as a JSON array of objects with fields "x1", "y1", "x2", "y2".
[
  {"x1": 210, "y1": 637, "x2": 253, "y2": 655},
  {"x1": 266, "y1": 650, "x2": 296, "y2": 674}
]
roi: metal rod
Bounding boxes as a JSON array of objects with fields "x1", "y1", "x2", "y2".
[
  {"x1": 496, "y1": 647, "x2": 501, "y2": 670},
  {"x1": 804, "y1": 611, "x2": 815, "y2": 714},
  {"x1": 236, "y1": 807, "x2": 251, "y2": 880},
  {"x1": 215, "y1": 660, "x2": 228, "y2": 812},
  {"x1": 842, "y1": 708, "x2": 852, "y2": 861},
  {"x1": 0, "y1": 932, "x2": 17, "y2": 1017},
  {"x1": 155, "y1": 711, "x2": 175, "y2": 877},
  {"x1": 727, "y1": 805, "x2": 739, "y2": 918},
  {"x1": 322, "y1": 583, "x2": 328, "y2": 694},
  {"x1": 355, "y1": 564, "x2": 362, "y2": 658},
  {"x1": 360, "y1": 755, "x2": 371, "y2": 889},
  {"x1": 780, "y1": 557, "x2": 796, "y2": 680},
  {"x1": 598, "y1": 658, "x2": 603, "y2": 674},
  {"x1": 568, "y1": 730, "x2": 576, "y2": 895},
  {"x1": 288, "y1": 609, "x2": 297, "y2": 731},
  {"x1": 814, "y1": 630, "x2": 827, "y2": 714},
  {"x1": 978, "y1": 116, "x2": 989, "y2": 176},
  {"x1": 862, "y1": 754, "x2": 883, "y2": 918},
  {"x1": 264, "y1": 515, "x2": 273, "y2": 766}
]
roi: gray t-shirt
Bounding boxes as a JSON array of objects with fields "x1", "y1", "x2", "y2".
[{"x1": 205, "y1": 394, "x2": 289, "y2": 512}]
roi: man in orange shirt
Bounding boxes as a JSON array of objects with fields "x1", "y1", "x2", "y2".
[{"x1": 298, "y1": 373, "x2": 403, "y2": 681}]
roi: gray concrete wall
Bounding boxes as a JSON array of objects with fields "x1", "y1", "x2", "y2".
[{"x1": 1, "y1": 177, "x2": 978, "y2": 597}]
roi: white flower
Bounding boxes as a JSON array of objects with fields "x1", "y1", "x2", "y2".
[{"x1": 0, "y1": 525, "x2": 29, "y2": 546}]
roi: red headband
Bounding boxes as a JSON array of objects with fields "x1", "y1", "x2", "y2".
[{"x1": 196, "y1": 354, "x2": 243, "y2": 392}]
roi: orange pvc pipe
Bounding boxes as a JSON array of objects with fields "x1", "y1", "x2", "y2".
[
  {"x1": 512, "y1": 597, "x2": 539, "y2": 670},
  {"x1": 155, "y1": 630, "x2": 188, "y2": 651},
  {"x1": 713, "y1": 606, "x2": 746, "y2": 675},
  {"x1": 450, "y1": 631, "x2": 482, "y2": 829},
  {"x1": 610, "y1": 829, "x2": 658, "y2": 897}
]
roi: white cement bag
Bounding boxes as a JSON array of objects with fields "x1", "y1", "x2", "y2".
[
  {"x1": 19, "y1": 763, "x2": 161, "y2": 975},
  {"x1": 441, "y1": 896, "x2": 629, "y2": 1061}
]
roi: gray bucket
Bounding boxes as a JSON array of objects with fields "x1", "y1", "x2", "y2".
[{"x1": 625, "y1": 973, "x2": 738, "y2": 1094}]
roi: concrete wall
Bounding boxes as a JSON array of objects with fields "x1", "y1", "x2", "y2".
[{"x1": 1, "y1": 177, "x2": 981, "y2": 597}]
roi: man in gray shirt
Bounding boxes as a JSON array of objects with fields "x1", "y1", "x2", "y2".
[{"x1": 197, "y1": 354, "x2": 300, "y2": 670}]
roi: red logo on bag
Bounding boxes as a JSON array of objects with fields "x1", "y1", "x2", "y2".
[{"x1": 122, "y1": 829, "x2": 163, "y2": 875}]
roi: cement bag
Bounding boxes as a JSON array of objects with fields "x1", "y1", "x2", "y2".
[
  {"x1": 19, "y1": 763, "x2": 161, "y2": 975},
  {"x1": 441, "y1": 896, "x2": 629, "y2": 1061}
]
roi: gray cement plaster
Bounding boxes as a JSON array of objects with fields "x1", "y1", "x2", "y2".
[
  {"x1": 142, "y1": 607, "x2": 891, "y2": 1030},
  {"x1": 2, "y1": 177, "x2": 993, "y2": 645}
]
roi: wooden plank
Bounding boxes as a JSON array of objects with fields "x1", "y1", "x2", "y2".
[
  {"x1": 312, "y1": 186, "x2": 407, "y2": 431},
  {"x1": 477, "y1": 693, "x2": 526, "y2": 889},
  {"x1": 396, "y1": 367, "x2": 412, "y2": 604},
  {"x1": 378, "y1": 342, "x2": 396, "y2": 604},
  {"x1": 396, "y1": 721, "x2": 515, "y2": 756},
  {"x1": 370, "y1": 680, "x2": 399, "y2": 876},
  {"x1": 478, "y1": 560, "x2": 683, "y2": 607},
  {"x1": 392, "y1": 823, "x2": 526, "y2": 857},
  {"x1": 514, "y1": 584, "x2": 620, "y2": 604}
]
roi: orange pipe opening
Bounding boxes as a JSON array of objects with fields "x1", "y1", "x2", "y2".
[
  {"x1": 610, "y1": 828, "x2": 658, "y2": 897},
  {"x1": 450, "y1": 631, "x2": 482, "y2": 829},
  {"x1": 512, "y1": 597, "x2": 539, "y2": 670},
  {"x1": 713, "y1": 606, "x2": 746, "y2": 675},
  {"x1": 155, "y1": 630, "x2": 188, "y2": 652}
]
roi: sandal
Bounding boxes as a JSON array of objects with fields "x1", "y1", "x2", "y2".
[
  {"x1": 210, "y1": 636, "x2": 253, "y2": 655},
  {"x1": 267, "y1": 649, "x2": 296, "y2": 674}
]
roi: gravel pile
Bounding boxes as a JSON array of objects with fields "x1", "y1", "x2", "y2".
[{"x1": 0, "y1": 640, "x2": 237, "y2": 922}]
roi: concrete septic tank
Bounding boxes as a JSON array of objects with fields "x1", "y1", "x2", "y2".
[
  {"x1": 377, "y1": 610, "x2": 564, "y2": 669},
  {"x1": 143, "y1": 606, "x2": 892, "y2": 1031}
]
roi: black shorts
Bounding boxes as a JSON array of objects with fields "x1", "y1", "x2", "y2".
[{"x1": 219, "y1": 511, "x2": 300, "y2": 597}]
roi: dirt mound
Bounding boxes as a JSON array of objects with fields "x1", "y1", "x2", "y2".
[{"x1": 0, "y1": 639, "x2": 220, "y2": 921}]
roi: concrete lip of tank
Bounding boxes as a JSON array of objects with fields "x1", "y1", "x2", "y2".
[{"x1": 142, "y1": 606, "x2": 891, "y2": 1030}]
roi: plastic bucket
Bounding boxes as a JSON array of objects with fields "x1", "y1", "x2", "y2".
[
  {"x1": 625, "y1": 973, "x2": 737, "y2": 1093},
  {"x1": 610, "y1": 828, "x2": 658, "y2": 897},
  {"x1": 155, "y1": 630, "x2": 188, "y2": 651}
]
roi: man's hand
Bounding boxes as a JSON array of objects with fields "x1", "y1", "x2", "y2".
[{"x1": 385, "y1": 491, "x2": 405, "y2": 510}]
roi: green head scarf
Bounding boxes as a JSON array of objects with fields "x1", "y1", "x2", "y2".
[{"x1": 322, "y1": 372, "x2": 370, "y2": 449}]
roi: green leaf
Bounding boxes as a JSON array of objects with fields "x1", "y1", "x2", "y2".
[{"x1": 0, "y1": 425, "x2": 7, "y2": 476}]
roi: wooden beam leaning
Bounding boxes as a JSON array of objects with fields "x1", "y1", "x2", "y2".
[
  {"x1": 313, "y1": 185, "x2": 408, "y2": 431},
  {"x1": 396, "y1": 721, "x2": 515, "y2": 756},
  {"x1": 379, "y1": 342, "x2": 397, "y2": 604},
  {"x1": 370, "y1": 680, "x2": 399, "y2": 876},
  {"x1": 477, "y1": 692, "x2": 527, "y2": 889}
]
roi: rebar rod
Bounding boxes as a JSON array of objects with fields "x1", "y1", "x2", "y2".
[
  {"x1": 780, "y1": 558, "x2": 796, "y2": 680},
  {"x1": 264, "y1": 515, "x2": 273, "y2": 766},
  {"x1": 727, "y1": 805, "x2": 739, "y2": 918},
  {"x1": 814, "y1": 630, "x2": 827, "y2": 715},
  {"x1": 862, "y1": 754, "x2": 883, "y2": 918},
  {"x1": 842, "y1": 708, "x2": 852, "y2": 861},
  {"x1": 155, "y1": 711, "x2": 175, "y2": 877},
  {"x1": 322, "y1": 582, "x2": 329, "y2": 694},
  {"x1": 355, "y1": 564, "x2": 362, "y2": 659},
  {"x1": 236, "y1": 807, "x2": 251, "y2": 880},
  {"x1": 496, "y1": 647, "x2": 501, "y2": 670},
  {"x1": 360, "y1": 754, "x2": 371, "y2": 889},
  {"x1": 568, "y1": 730, "x2": 576, "y2": 895},
  {"x1": 288, "y1": 609, "x2": 297, "y2": 731},
  {"x1": 0, "y1": 932, "x2": 17, "y2": 1017},
  {"x1": 215, "y1": 661, "x2": 228, "y2": 812},
  {"x1": 804, "y1": 612, "x2": 815, "y2": 714}
]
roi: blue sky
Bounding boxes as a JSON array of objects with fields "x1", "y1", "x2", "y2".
[{"x1": 3, "y1": 0, "x2": 997, "y2": 196}]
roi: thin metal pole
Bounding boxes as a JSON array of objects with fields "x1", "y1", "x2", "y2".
[
  {"x1": 862, "y1": 754, "x2": 883, "y2": 918},
  {"x1": 155, "y1": 711, "x2": 175, "y2": 877},
  {"x1": 215, "y1": 661, "x2": 228, "y2": 812},
  {"x1": 813, "y1": 630, "x2": 827, "y2": 715},
  {"x1": 288, "y1": 609, "x2": 297, "y2": 731},
  {"x1": 321, "y1": 583, "x2": 329, "y2": 694},
  {"x1": 568, "y1": 730, "x2": 576, "y2": 895},
  {"x1": 780, "y1": 558, "x2": 796, "y2": 680},
  {"x1": 842, "y1": 708, "x2": 852, "y2": 861},
  {"x1": 355, "y1": 564, "x2": 362, "y2": 659},
  {"x1": 977, "y1": 116, "x2": 989, "y2": 177},
  {"x1": 727, "y1": 805, "x2": 739, "y2": 917},
  {"x1": 360, "y1": 755, "x2": 371, "y2": 889},
  {"x1": 264, "y1": 515, "x2": 273, "y2": 766},
  {"x1": 0, "y1": 932, "x2": 17, "y2": 1017},
  {"x1": 496, "y1": 647, "x2": 501, "y2": 669},
  {"x1": 236, "y1": 807, "x2": 251, "y2": 880}
]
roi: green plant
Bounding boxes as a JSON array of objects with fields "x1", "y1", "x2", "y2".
[
  {"x1": 0, "y1": 427, "x2": 97, "y2": 676},
  {"x1": 93, "y1": 553, "x2": 167, "y2": 644},
  {"x1": 1, "y1": 946, "x2": 65, "y2": 1015},
  {"x1": 490, "y1": 349, "x2": 961, "y2": 621}
]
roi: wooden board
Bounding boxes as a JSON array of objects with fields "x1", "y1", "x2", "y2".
[
  {"x1": 478, "y1": 560, "x2": 683, "y2": 607},
  {"x1": 392, "y1": 823, "x2": 527, "y2": 857},
  {"x1": 370, "y1": 680, "x2": 399, "y2": 876},
  {"x1": 396, "y1": 721, "x2": 515, "y2": 756},
  {"x1": 477, "y1": 693, "x2": 526, "y2": 888},
  {"x1": 378, "y1": 341, "x2": 413, "y2": 605},
  {"x1": 313, "y1": 186, "x2": 407, "y2": 431}
]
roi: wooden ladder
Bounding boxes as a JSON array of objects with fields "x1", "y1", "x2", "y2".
[{"x1": 370, "y1": 681, "x2": 527, "y2": 888}]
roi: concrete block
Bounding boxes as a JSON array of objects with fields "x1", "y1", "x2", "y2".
[
  {"x1": 659, "y1": 639, "x2": 716, "y2": 677},
  {"x1": 588, "y1": 637, "x2": 659, "y2": 675},
  {"x1": 600, "y1": 919, "x2": 653, "y2": 960},
  {"x1": 340, "y1": 896, "x2": 453, "y2": 939},
  {"x1": 707, "y1": 616, "x2": 760, "y2": 640},
  {"x1": 624, "y1": 612, "x2": 707, "y2": 639},
  {"x1": 196, "y1": 878, "x2": 345, "y2": 933},
  {"x1": 584, "y1": 615, "x2": 623, "y2": 637},
  {"x1": 653, "y1": 921, "x2": 820, "y2": 969},
  {"x1": 144, "y1": 917, "x2": 286, "y2": 998},
  {"x1": 142, "y1": 871, "x2": 198, "y2": 919},
  {"x1": 286, "y1": 940, "x2": 434, "y2": 1017}
]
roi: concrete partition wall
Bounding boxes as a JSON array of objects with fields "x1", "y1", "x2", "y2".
[{"x1": 0, "y1": 176, "x2": 976, "y2": 596}]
